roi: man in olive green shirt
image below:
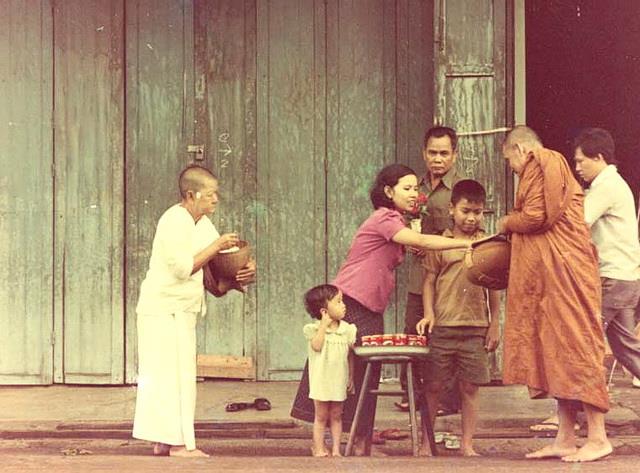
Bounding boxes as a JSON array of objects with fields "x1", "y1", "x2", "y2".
[{"x1": 397, "y1": 126, "x2": 464, "y2": 411}]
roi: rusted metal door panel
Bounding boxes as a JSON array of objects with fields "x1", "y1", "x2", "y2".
[
  {"x1": 256, "y1": 0, "x2": 327, "y2": 380},
  {"x1": 326, "y1": 0, "x2": 403, "y2": 347},
  {"x1": 193, "y1": 0, "x2": 258, "y2": 375},
  {"x1": 53, "y1": 0, "x2": 125, "y2": 384},
  {"x1": 434, "y1": 0, "x2": 508, "y2": 376},
  {"x1": 125, "y1": 0, "x2": 195, "y2": 383},
  {"x1": 0, "y1": 0, "x2": 54, "y2": 385}
]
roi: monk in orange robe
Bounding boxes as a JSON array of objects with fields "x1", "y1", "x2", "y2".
[{"x1": 497, "y1": 126, "x2": 611, "y2": 463}]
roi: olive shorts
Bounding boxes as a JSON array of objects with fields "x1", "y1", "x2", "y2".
[{"x1": 422, "y1": 326, "x2": 490, "y2": 386}]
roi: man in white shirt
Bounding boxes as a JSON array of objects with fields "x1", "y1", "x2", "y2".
[
  {"x1": 574, "y1": 127, "x2": 640, "y2": 382},
  {"x1": 133, "y1": 165, "x2": 255, "y2": 457}
]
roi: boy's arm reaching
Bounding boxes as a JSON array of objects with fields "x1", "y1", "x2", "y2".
[{"x1": 416, "y1": 272, "x2": 437, "y2": 335}]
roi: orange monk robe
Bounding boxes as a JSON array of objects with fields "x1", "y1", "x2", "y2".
[{"x1": 502, "y1": 148, "x2": 609, "y2": 412}]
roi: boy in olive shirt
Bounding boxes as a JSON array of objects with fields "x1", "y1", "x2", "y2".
[{"x1": 416, "y1": 180, "x2": 500, "y2": 456}]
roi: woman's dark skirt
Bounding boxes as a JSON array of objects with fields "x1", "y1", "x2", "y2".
[{"x1": 290, "y1": 294, "x2": 385, "y2": 436}]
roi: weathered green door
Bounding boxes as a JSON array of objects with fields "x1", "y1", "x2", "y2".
[
  {"x1": 52, "y1": 0, "x2": 126, "y2": 384},
  {"x1": 0, "y1": 0, "x2": 54, "y2": 384},
  {"x1": 125, "y1": 0, "x2": 197, "y2": 383},
  {"x1": 434, "y1": 0, "x2": 510, "y2": 376}
]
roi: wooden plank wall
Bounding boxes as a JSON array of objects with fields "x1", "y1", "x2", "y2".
[
  {"x1": 0, "y1": 0, "x2": 54, "y2": 384},
  {"x1": 256, "y1": 0, "x2": 328, "y2": 380},
  {"x1": 434, "y1": 0, "x2": 509, "y2": 376},
  {"x1": 125, "y1": 0, "x2": 195, "y2": 383},
  {"x1": 0, "y1": 0, "x2": 510, "y2": 383},
  {"x1": 53, "y1": 0, "x2": 125, "y2": 384},
  {"x1": 193, "y1": 0, "x2": 258, "y2": 370}
]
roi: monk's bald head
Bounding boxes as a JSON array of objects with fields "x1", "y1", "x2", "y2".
[
  {"x1": 178, "y1": 165, "x2": 217, "y2": 199},
  {"x1": 504, "y1": 126, "x2": 543, "y2": 150}
]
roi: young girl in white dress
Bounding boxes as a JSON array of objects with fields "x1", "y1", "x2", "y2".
[{"x1": 303, "y1": 284, "x2": 357, "y2": 457}]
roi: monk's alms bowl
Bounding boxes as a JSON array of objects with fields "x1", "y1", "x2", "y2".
[
  {"x1": 208, "y1": 240, "x2": 251, "y2": 280},
  {"x1": 464, "y1": 234, "x2": 511, "y2": 290}
]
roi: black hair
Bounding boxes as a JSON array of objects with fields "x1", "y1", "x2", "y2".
[
  {"x1": 423, "y1": 126, "x2": 458, "y2": 151},
  {"x1": 178, "y1": 165, "x2": 218, "y2": 198},
  {"x1": 369, "y1": 164, "x2": 417, "y2": 209},
  {"x1": 304, "y1": 284, "x2": 340, "y2": 320},
  {"x1": 573, "y1": 127, "x2": 616, "y2": 165},
  {"x1": 451, "y1": 179, "x2": 486, "y2": 205}
]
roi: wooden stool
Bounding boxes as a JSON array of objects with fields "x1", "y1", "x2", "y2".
[{"x1": 344, "y1": 349, "x2": 437, "y2": 457}]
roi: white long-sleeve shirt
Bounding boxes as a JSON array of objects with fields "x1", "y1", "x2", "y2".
[
  {"x1": 584, "y1": 165, "x2": 640, "y2": 281},
  {"x1": 136, "y1": 204, "x2": 220, "y2": 315}
]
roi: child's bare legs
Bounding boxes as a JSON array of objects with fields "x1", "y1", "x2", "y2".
[
  {"x1": 312, "y1": 400, "x2": 330, "y2": 457},
  {"x1": 419, "y1": 381, "x2": 442, "y2": 456},
  {"x1": 526, "y1": 399, "x2": 578, "y2": 459},
  {"x1": 329, "y1": 401, "x2": 344, "y2": 457},
  {"x1": 459, "y1": 380, "x2": 480, "y2": 456},
  {"x1": 562, "y1": 402, "x2": 612, "y2": 462}
]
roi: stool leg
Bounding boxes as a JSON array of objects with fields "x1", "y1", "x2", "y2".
[
  {"x1": 406, "y1": 362, "x2": 419, "y2": 456},
  {"x1": 419, "y1": 390, "x2": 438, "y2": 456},
  {"x1": 345, "y1": 362, "x2": 372, "y2": 456}
]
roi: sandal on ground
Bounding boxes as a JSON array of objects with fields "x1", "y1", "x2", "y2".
[
  {"x1": 225, "y1": 401, "x2": 251, "y2": 412},
  {"x1": 444, "y1": 435, "x2": 460, "y2": 450},
  {"x1": 529, "y1": 420, "x2": 580, "y2": 432},
  {"x1": 394, "y1": 400, "x2": 410, "y2": 412},
  {"x1": 253, "y1": 397, "x2": 272, "y2": 411},
  {"x1": 379, "y1": 428, "x2": 409, "y2": 441},
  {"x1": 225, "y1": 397, "x2": 272, "y2": 412},
  {"x1": 371, "y1": 430, "x2": 386, "y2": 445}
]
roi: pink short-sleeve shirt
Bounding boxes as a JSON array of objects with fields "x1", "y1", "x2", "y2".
[{"x1": 332, "y1": 207, "x2": 406, "y2": 313}]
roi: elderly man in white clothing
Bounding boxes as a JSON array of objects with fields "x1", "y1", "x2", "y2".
[
  {"x1": 133, "y1": 165, "x2": 256, "y2": 457},
  {"x1": 574, "y1": 127, "x2": 640, "y2": 381}
]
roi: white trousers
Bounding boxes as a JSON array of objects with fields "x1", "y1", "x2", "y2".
[{"x1": 133, "y1": 311, "x2": 197, "y2": 450}]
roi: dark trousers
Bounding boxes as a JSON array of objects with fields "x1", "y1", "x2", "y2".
[{"x1": 602, "y1": 278, "x2": 640, "y2": 378}]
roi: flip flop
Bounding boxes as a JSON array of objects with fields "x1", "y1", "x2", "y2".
[
  {"x1": 529, "y1": 420, "x2": 580, "y2": 432},
  {"x1": 253, "y1": 397, "x2": 271, "y2": 411},
  {"x1": 371, "y1": 430, "x2": 386, "y2": 445},
  {"x1": 444, "y1": 435, "x2": 460, "y2": 450},
  {"x1": 394, "y1": 401, "x2": 410, "y2": 412},
  {"x1": 379, "y1": 428, "x2": 409, "y2": 440},
  {"x1": 225, "y1": 402, "x2": 251, "y2": 412}
]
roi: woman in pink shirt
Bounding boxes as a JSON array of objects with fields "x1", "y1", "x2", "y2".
[{"x1": 291, "y1": 164, "x2": 470, "y2": 455}]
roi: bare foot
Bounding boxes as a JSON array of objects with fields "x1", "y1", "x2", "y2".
[
  {"x1": 462, "y1": 447, "x2": 481, "y2": 457},
  {"x1": 332, "y1": 450, "x2": 343, "y2": 457},
  {"x1": 169, "y1": 447, "x2": 209, "y2": 458},
  {"x1": 153, "y1": 443, "x2": 170, "y2": 456},
  {"x1": 525, "y1": 444, "x2": 577, "y2": 459},
  {"x1": 310, "y1": 447, "x2": 329, "y2": 457},
  {"x1": 418, "y1": 442, "x2": 433, "y2": 457},
  {"x1": 562, "y1": 441, "x2": 612, "y2": 463}
]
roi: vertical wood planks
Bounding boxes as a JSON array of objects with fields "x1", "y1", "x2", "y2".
[
  {"x1": 0, "y1": 0, "x2": 54, "y2": 384},
  {"x1": 256, "y1": 0, "x2": 327, "y2": 380},
  {"x1": 193, "y1": 0, "x2": 257, "y2": 371},
  {"x1": 326, "y1": 0, "x2": 396, "y2": 331},
  {"x1": 125, "y1": 0, "x2": 195, "y2": 383},
  {"x1": 53, "y1": 0, "x2": 125, "y2": 383},
  {"x1": 434, "y1": 0, "x2": 509, "y2": 376}
]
